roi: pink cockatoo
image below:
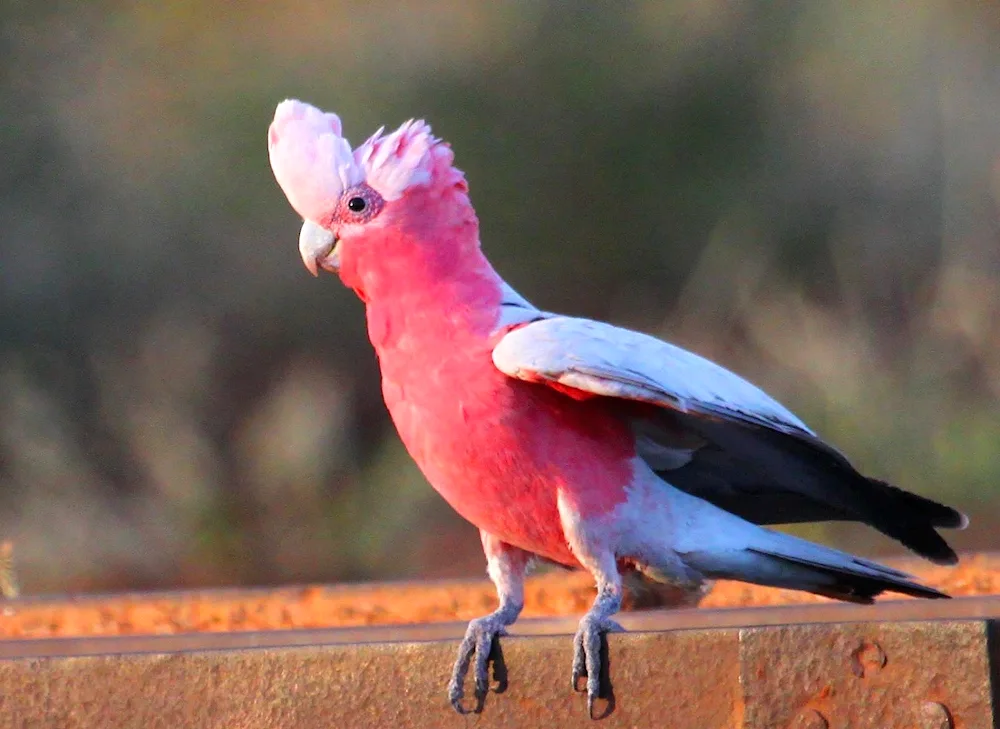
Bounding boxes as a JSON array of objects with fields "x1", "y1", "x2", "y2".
[{"x1": 267, "y1": 100, "x2": 966, "y2": 716}]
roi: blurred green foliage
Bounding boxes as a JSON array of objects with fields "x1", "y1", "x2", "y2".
[{"x1": 0, "y1": 1, "x2": 997, "y2": 592}]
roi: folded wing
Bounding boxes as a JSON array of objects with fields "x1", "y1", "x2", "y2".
[{"x1": 493, "y1": 316, "x2": 965, "y2": 564}]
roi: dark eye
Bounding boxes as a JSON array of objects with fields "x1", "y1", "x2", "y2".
[{"x1": 338, "y1": 183, "x2": 384, "y2": 223}]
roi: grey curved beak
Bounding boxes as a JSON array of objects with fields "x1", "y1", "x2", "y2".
[{"x1": 298, "y1": 220, "x2": 340, "y2": 276}]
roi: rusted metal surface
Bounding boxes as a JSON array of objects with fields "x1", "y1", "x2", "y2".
[
  {"x1": 0, "y1": 630, "x2": 742, "y2": 729},
  {"x1": 1, "y1": 600, "x2": 998, "y2": 728},
  {"x1": 741, "y1": 621, "x2": 994, "y2": 728}
]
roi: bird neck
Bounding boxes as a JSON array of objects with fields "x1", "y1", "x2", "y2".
[
  {"x1": 346, "y1": 184, "x2": 506, "y2": 342},
  {"x1": 366, "y1": 248, "x2": 505, "y2": 345}
]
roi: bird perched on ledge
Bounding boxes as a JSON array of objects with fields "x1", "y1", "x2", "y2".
[{"x1": 266, "y1": 100, "x2": 967, "y2": 718}]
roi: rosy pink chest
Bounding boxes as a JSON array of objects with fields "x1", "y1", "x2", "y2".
[{"x1": 373, "y1": 320, "x2": 635, "y2": 566}]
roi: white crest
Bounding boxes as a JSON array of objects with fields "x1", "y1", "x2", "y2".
[
  {"x1": 269, "y1": 101, "x2": 447, "y2": 221},
  {"x1": 269, "y1": 99, "x2": 364, "y2": 223}
]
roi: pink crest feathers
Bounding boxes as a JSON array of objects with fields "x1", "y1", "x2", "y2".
[
  {"x1": 355, "y1": 120, "x2": 441, "y2": 201},
  {"x1": 269, "y1": 100, "x2": 448, "y2": 223}
]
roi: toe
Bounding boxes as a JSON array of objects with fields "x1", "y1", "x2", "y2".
[
  {"x1": 448, "y1": 625, "x2": 480, "y2": 713},
  {"x1": 448, "y1": 666, "x2": 472, "y2": 714},
  {"x1": 473, "y1": 627, "x2": 494, "y2": 698},
  {"x1": 572, "y1": 630, "x2": 587, "y2": 691},
  {"x1": 584, "y1": 628, "x2": 602, "y2": 703},
  {"x1": 448, "y1": 675, "x2": 468, "y2": 714},
  {"x1": 449, "y1": 616, "x2": 510, "y2": 714},
  {"x1": 572, "y1": 614, "x2": 622, "y2": 717}
]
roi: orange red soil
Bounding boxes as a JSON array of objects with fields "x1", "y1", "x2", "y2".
[{"x1": 1, "y1": 554, "x2": 997, "y2": 639}]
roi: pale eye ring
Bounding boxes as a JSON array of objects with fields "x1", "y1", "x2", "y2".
[{"x1": 339, "y1": 183, "x2": 384, "y2": 223}]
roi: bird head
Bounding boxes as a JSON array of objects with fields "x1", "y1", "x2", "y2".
[{"x1": 268, "y1": 100, "x2": 476, "y2": 298}]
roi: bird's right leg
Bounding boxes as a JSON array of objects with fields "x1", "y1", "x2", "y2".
[{"x1": 447, "y1": 531, "x2": 532, "y2": 714}]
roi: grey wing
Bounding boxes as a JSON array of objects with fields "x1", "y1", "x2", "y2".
[{"x1": 493, "y1": 316, "x2": 965, "y2": 564}]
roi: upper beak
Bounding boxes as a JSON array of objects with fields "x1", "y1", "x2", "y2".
[{"x1": 298, "y1": 220, "x2": 340, "y2": 276}]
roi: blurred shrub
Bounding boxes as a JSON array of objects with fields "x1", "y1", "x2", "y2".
[{"x1": 0, "y1": 1, "x2": 997, "y2": 591}]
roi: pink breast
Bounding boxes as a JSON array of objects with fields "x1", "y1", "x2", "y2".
[{"x1": 381, "y1": 342, "x2": 635, "y2": 566}]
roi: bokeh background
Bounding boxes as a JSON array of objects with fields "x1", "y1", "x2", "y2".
[{"x1": 2, "y1": 1, "x2": 998, "y2": 594}]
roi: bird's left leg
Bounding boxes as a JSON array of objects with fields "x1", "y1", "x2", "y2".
[
  {"x1": 557, "y1": 493, "x2": 625, "y2": 717},
  {"x1": 448, "y1": 531, "x2": 532, "y2": 714},
  {"x1": 571, "y1": 554, "x2": 623, "y2": 716}
]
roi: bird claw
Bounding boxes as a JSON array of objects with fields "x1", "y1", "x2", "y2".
[
  {"x1": 571, "y1": 615, "x2": 623, "y2": 717},
  {"x1": 448, "y1": 615, "x2": 508, "y2": 714}
]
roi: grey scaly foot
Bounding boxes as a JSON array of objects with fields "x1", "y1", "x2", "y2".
[
  {"x1": 571, "y1": 613, "x2": 624, "y2": 717},
  {"x1": 447, "y1": 612, "x2": 510, "y2": 713},
  {"x1": 566, "y1": 563, "x2": 624, "y2": 719},
  {"x1": 447, "y1": 534, "x2": 529, "y2": 714}
]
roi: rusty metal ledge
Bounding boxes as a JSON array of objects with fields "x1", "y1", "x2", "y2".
[{"x1": 1, "y1": 601, "x2": 999, "y2": 728}]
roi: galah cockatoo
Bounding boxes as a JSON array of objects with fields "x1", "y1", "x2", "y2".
[{"x1": 267, "y1": 100, "x2": 966, "y2": 717}]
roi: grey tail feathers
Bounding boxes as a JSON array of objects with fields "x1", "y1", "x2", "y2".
[{"x1": 746, "y1": 547, "x2": 949, "y2": 604}]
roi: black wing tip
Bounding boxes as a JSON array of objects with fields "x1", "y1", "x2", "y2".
[
  {"x1": 926, "y1": 507, "x2": 969, "y2": 531},
  {"x1": 900, "y1": 535, "x2": 959, "y2": 566},
  {"x1": 899, "y1": 522, "x2": 964, "y2": 565},
  {"x1": 928, "y1": 550, "x2": 960, "y2": 567},
  {"x1": 868, "y1": 478, "x2": 968, "y2": 530},
  {"x1": 863, "y1": 478, "x2": 966, "y2": 563}
]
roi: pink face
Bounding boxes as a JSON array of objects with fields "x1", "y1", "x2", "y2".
[{"x1": 293, "y1": 182, "x2": 388, "y2": 277}]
